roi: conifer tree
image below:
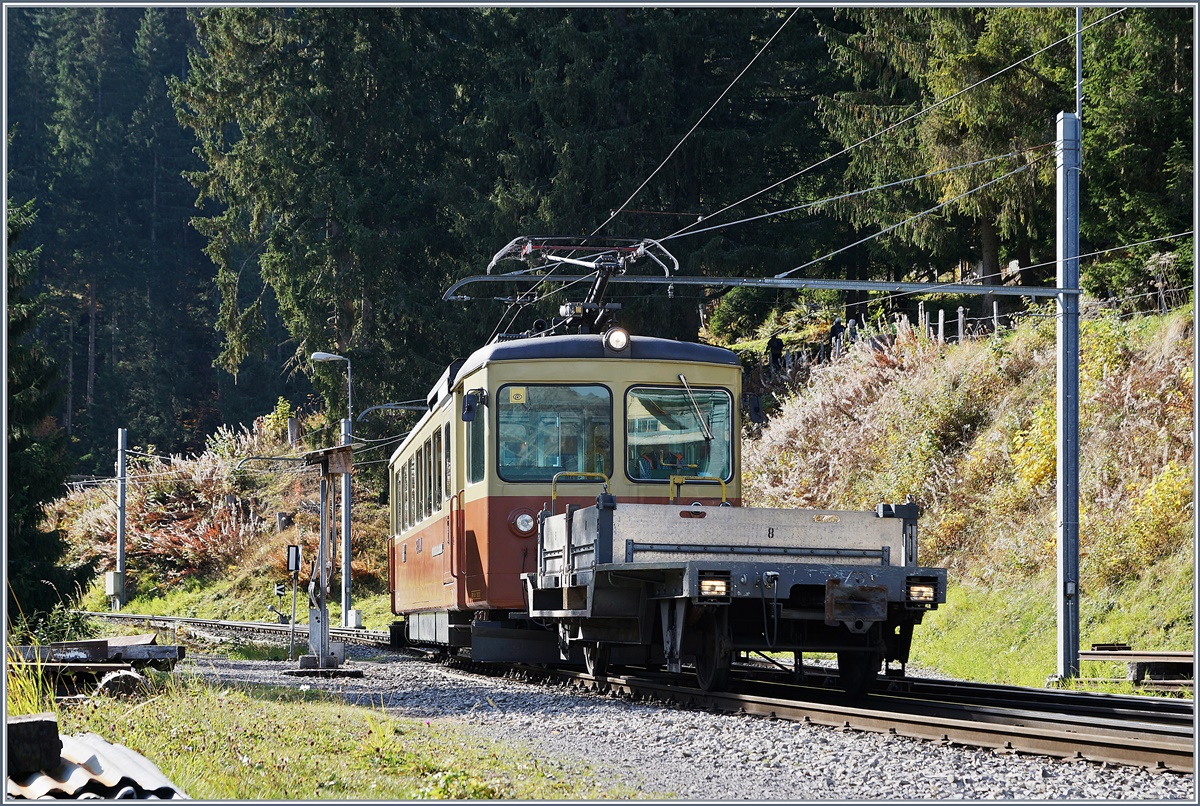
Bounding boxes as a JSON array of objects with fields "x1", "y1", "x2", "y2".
[{"x1": 6, "y1": 197, "x2": 89, "y2": 620}]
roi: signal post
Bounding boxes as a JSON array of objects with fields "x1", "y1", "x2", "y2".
[{"x1": 283, "y1": 443, "x2": 362, "y2": 678}]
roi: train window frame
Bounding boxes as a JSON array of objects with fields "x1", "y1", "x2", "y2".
[
  {"x1": 467, "y1": 394, "x2": 486, "y2": 485},
  {"x1": 433, "y1": 426, "x2": 443, "y2": 507},
  {"x1": 623, "y1": 384, "x2": 734, "y2": 485},
  {"x1": 495, "y1": 383, "x2": 614, "y2": 484}
]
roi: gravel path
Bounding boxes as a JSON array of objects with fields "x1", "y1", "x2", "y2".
[{"x1": 179, "y1": 647, "x2": 1194, "y2": 801}]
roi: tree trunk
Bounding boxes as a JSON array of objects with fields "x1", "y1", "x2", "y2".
[
  {"x1": 86, "y1": 281, "x2": 96, "y2": 410},
  {"x1": 979, "y1": 218, "x2": 1006, "y2": 321},
  {"x1": 65, "y1": 316, "x2": 74, "y2": 436}
]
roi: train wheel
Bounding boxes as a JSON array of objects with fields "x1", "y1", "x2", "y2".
[
  {"x1": 836, "y1": 650, "x2": 882, "y2": 697},
  {"x1": 583, "y1": 642, "x2": 610, "y2": 677},
  {"x1": 694, "y1": 608, "x2": 732, "y2": 691}
]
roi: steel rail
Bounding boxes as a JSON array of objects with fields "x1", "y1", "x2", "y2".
[
  {"x1": 577, "y1": 670, "x2": 1195, "y2": 774},
  {"x1": 743, "y1": 666, "x2": 1195, "y2": 723}
]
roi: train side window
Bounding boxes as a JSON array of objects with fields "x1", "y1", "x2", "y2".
[
  {"x1": 390, "y1": 467, "x2": 398, "y2": 533},
  {"x1": 400, "y1": 463, "x2": 408, "y2": 530},
  {"x1": 467, "y1": 399, "x2": 486, "y2": 484},
  {"x1": 625, "y1": 385, "x2": 733, "y2": 483},
  {"x1": 433, "y1": 427, "x2": 443, "y2": 508},
  {"x1": 408, "y1": 456, "x2": 416, "y2": 525},
  {"x1": 443, "y1": 423, "x2": 452, "y2": 499},
  {"x1": 427, "y1": 434, "x2": 436, "y2": 515},
  {"x1": 417, "y1": 444, "x2": 424, "y2": 521}
]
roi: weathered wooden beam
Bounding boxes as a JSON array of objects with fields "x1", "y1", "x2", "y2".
[{"x1": 6, "y1": 713, "x2": 62, "y2": 775}]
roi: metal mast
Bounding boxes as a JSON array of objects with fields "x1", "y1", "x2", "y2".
[{"x1": 1056, "y1": 111, "x2": 1082, "y2": 680}]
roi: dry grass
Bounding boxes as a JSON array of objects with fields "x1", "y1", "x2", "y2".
[
  {"x1": 743, "y1": 306, "x2": 1194, "y2": 590},
  {"x1": 48, "y1": 413, "x2": 388, "y2": 605}
]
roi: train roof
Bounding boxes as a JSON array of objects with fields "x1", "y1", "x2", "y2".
[
  {"x1": 391, "y1": 334, "x2": 741, "y2": 467},
  {"x1": 457, "y1": 333, "x2": 741, "y2": 378}
]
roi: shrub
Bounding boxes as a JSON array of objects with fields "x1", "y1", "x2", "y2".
[
  {"x1": 1088, "y1": 460, "x2": 1194, "y2": 586},
  {"x1": 1010, "y1": 400, "x2": 1056, "y2": 491}
]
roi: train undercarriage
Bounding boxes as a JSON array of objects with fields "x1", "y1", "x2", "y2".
[{"x1": 395, "y1": 496, "x2": 946, "y2": 697}]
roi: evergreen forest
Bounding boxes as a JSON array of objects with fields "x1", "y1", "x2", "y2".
[{"x1": 5, "y1": 6, "x2": 1193, "y2": 617}]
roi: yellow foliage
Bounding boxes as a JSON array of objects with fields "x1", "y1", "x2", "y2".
[
  {"x1": 1127, "y1": 460, "x2": 1193, "y2": 559},
  {"x1": 1009, "y1": 401, "x2": 1056, "y2": 490}
]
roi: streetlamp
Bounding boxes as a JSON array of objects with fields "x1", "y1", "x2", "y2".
[
  {"x1": 311, "y1": 351, "x2": 357, "y2": 628},
  {"x1": 311, "y1": 351, "x2": 352, "y2": 424}
]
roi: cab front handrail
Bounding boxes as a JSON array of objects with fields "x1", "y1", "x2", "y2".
[
  {"x1": 550, "y1": 471, "x2": 610, "y2": 514},
  {"x1": 668, "y1": 474, "x2": 728, "y2": 506}
]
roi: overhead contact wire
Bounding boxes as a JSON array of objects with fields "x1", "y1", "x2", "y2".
[
  {"x1": 825, "y1": 231, "x2": 1194, "y2": 316},
  {"x1": 664, "y1": 144, "x2": 1053, "y2": 241},
  {"x1": 664, "y1": 7, "x2": 1127, "y2": 242},
  {"x1": 591, "y1": 7, "x2": 800, "y2": 237},
  {"x1": 776, "y1": 153, "x2": 1054, "y2": 278}
]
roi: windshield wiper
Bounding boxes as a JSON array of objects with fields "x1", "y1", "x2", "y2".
[{"x1": 677, "y1": 374, "x2": 713, "y2": 442}]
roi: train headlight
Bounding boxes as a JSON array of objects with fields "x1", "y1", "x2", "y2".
[
  {"x1": 509, "y1": 509, "x2": 537, "y2": 537},
  {"x1": 602, "y1": 327, "x2": 630, "y2": 353},
  {"x1": 698, "y1": 572, "x2": 731, "y2": 599},
  {"x1": 906, "y1": 577, "x2": 938, "y2": 606}
]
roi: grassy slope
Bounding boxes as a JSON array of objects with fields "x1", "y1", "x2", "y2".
[{"x1": 741, "y1": 306, "x2": 1194, "y2": 687}]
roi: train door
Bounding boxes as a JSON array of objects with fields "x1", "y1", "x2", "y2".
[
  {"x1": 440, "y1": 422, "x2": 459, "y2": 586},
  {"x1": 451, "y1": 386, "x2": 479, "y2": 606},
  {"x1": 460, "y1": 383, "x2": 488, "y2": 603}
]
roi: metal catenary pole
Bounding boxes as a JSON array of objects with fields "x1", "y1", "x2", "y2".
[
  {"x1": 289, "y1": 560, "x2": 299, "y2": 662},
  {"x1": 341, "y1": 417, "x2": 353, "y2": 627},
  {"x1": 115, "y1": 428, "x2": 127, "y2": 608},
  {"x1": 1056, "y1": 111, "x2": 1082, "y2": 680}
]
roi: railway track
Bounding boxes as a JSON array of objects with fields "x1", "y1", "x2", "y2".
[
  {"x1": 511, "y1": 665, "x2": 1193, "y2": 775},
  {"x1": 83, "y1": 611, "x2": 1194, "y2": 775},
  {"x1": 78, "y1": 611, "x2": 392, "y2": 649}
]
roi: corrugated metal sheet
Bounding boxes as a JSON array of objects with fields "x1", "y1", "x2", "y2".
[{"x1": 6, "y1": 732, "x2": 187, "y2": 799}]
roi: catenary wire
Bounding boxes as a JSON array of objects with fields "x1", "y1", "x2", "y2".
[
  {"x1": 661, "y1": 7, "x2": 1127, "y2": 243},
  {"x1": 591, "y1": 7, "x2": 800, "y2": 237},
  {"x1": 663, "y1": 144, "x2": 1054, "y2": 242},
  {"x1": 757, "y1": 231, "x2": 1192, "y2": 335},
  {"x1": 776, "y1": 153, "x2": 1054, "y2": 278}
]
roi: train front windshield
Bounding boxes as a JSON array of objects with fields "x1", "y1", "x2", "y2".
[
  {"x1": 497, "y1": 384, "x2": 613, "y2": 481},
  {"x1": 626, "y1": 386, "x2": 733, "y2": 482}
]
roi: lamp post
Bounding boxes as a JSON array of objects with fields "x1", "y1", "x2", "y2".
[{"x1": 311, "y1": 351, "x2": 356, "y2": 628}]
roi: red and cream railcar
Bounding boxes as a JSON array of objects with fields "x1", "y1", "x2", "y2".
[{"x1": 388, "y1": 331, "x2": 742, "y2": 658}]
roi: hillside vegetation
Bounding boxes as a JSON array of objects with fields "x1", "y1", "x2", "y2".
[
  {"x1": 742, "y1": 304, "x2": 1194, "y2": 685},
  {"x1": 44, "y1": 305, "x2": 1192, "y2": 687},
  {"x1": 46, "y1": 403, "x2": 395, "y2": 630}
]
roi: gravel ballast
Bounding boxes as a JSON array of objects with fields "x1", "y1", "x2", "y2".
[{"x1": 181, "y1": 647, "x2": 1195, "y2": 801}]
